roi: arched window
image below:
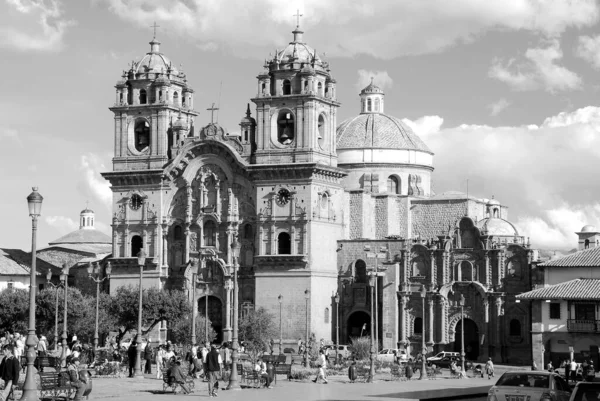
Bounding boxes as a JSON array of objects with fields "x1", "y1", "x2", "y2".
[
  {"x1": 367, "y1": 98, "x2": 372, "y2": 112},
  {"x1": 324, "y1": 308, "x2": 330, "y2": 324},
  {"x1": 243, "y1": 224, "x2": 252, "y2": 239},
  {"x1": 261, "y1": 82, "x2": 266, "y2": 94},
  {"x1": 139, "y1": 89, "x2": 147, "y2": 104},
  {"x1": 174, "y1": 225, "x2": 183, "y2": 240},
  {"x1": 317, "y1": 82, "x2": 323, "y2": 96},
  {"x1": 585, "y1": 239, "x2": 590, "y2": 249},
  {"x1": 414, "y1": 317, "x2": 423, "y2": 335},
  {"x1": 493, "y1": 208, "x2": 499, "y2": 218},
  {"x1": 355, "y1": 260, "x2": 367, "y2": 284},
  {"x1": 131, "y1": 235, "x2": 143, "y2": 258},
  {"x1": 412, "y1": 258, "x2": 426, "y2": 277},
  {"x1": 374, "y1": 98, "x2": 380, "y2": 112},
  {"x1": 244, "y1": 130, "x2": 249, "y2": 142},
  {"x1": 203, "y1": 220, "x2": 216, "y2": 247},
  {"x1": 277, "y1": 110, "x2": 294, "y2": 145},
  {"x1": 173, "y1": 91, "x2": 179, "y2": 105},
  {"x1": 304, "y1": 81, "x2": 308, "y2": 92},
  {"x1": 509, "y1": 319, "x2": 521, "y2": 336},
  {"x1": 460, "y1": 261, "x2": 473, "y2": 281},
  {"x1": 134, "y1": 119, "x2": 150, "y2": 152},
  {"x1": 282, "y1": 80, "x2": 291, "y2": 95},
  {"x1": 277, "y1": 232, "x2": 291, "y2": 254},
  {"x1": 126, "y1": 83, "x2": 132, "y2": 104},
  {"x1": 387, "y1": 176, "x2": 399, "y2": 194},
  {"x1": 317, "y1": 114, "x2": 325, "y2": 148},
  {"x1": 182, "y1": 94, "x2": 186, "y2": 107},
  {"x1": 119, "y1": 92, "x2": 124, "y2": 104}
]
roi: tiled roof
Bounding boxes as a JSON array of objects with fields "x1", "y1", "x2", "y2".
[
  {"x1": 336, "y1": 113, "x2": 432, "y2": 153},
  {"x1": 538, "y1": 245, "x2": 600, "y2": 267},
  {"x1": 48, "y1": 228, "x2": 111, "y2": 245},
  {"x1": 516, "y1": 279, "x2": 600, "y2": 300},
  {"x1": 0, "y1": 249, "x2": 60, "y2": 276},
  {"x1": 0, "y1": 249, "x2": 30, "y2": 275}
]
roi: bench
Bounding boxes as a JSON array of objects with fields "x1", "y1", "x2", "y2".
[
  {"x1": 39, "y1": 371, "x2": 76, "y2": 400},
  {"x1": 243, "y1": 368, "x2": 266, "y2": 389},
  {"x1": 273, "y1": 363, "x2": 292, "y2": 383},
  {"x1": 19, "y1": 356, "x2": 60, "y2": 373},
  {"x1": 390, "y1": 364, "x2": 406, "y2": 381}
]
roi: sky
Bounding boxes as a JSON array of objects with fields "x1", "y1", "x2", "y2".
[{"x1": 2, "y1": 0, "x2": 600, "y2": 253}]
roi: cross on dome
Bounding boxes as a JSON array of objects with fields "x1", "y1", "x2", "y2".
[
  {"x1": 294, "y1": 9, "x2": 303, "y2": 28},
  {"x1": 150, "y1": 21, "x2": 160, "y2": 39},
  {"x1": 207, "y1": 103, "x2": 219, "y2": 124}
]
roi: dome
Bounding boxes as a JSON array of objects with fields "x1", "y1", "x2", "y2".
[
  {"x1": 155, "y1": 74, "x2": 171, "y2": 86},
  {"x1": 581, "y1": 225, "x2": 597, "y2": 232},
  {"x1": 487, "y1": 197, "x2": 500, "y2": 206},
  {"x1": 80, "y1": 208, "x2": 94, "y2": 214},
  {"x1": 272, "y1": 28, "x2": 327, "y2": 72},
  {"x1": 336, "y1": 113, "x2": 432, "y2": 153},
  {"x1": 134, "y1": 39, "x2": 179, "y2": 76},
  {"x1": 361, "y1": 80, "x2": 383, "y2": 94},
  {"x1": 477, "y1": 217, "x2": 519, "y2": 236}
]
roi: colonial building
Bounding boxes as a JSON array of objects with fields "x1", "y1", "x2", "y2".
[{"x1": 101, "y1": 24, "x2": 537, "y2": 360}]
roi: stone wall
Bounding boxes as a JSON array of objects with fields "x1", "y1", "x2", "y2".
[{"x1": 411, "y1": 200, "x2": 467, "y2": 240}]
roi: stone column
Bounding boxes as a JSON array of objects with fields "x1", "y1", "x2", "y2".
[
  {"x1": 399, "y1": 294, "x2": 407, "y2": 344},
  {"x1": 222, "y1": 279, "x2": 233, "y2": 342},
  {"x1": 215, "y1": 182, "x2": 221, "y2": 216},
  {"x1": 428, "y1": 297, "x2": 434, "y2": 345},
  {"x1": 161, "y1": 224, "x2": 169, "y2": 268}
]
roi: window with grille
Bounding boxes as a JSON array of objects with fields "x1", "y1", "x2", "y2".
[{"x1": 549, "y1": 303, "x2": 561, "y2": 319}]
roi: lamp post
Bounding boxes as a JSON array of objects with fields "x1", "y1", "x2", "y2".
[
  {"x1": 334, "y1": 292, "x2": 340, "y2": 364},
  {"x1": 203, "y1": 281, "x2": 209, "y2": 344},
  {"x1": 87, "y1": 261, "x2": 112, "y2": 353},
  {"x1": 227, "y1": 239, "x2": 241, "y2": 390},
  {"x1": 191, "y1": 260, "x2": 198, "y2": 346},
  {"x1": 304, "y1": 289, "x2": 310, "y2": 368},
  {"x1": 45, "y1": 270, "x2": 62, "y2": 352},
  {"x1": 459, "y1": 294, "x2": 466, "y2": 377},
  {"x1": 278, "y1": 294, "x2": 283, "y2": 354},
  {"x1": 368, "y1": 273, "x2": 375, "y2": 383},
  {"x1": 419, "y1": 284, "x2": 427, "y2": 380},
  {"x1": 60, "y1": 263, "x2": 69, "y2": 369},
  {"x1": 22, "y1": 187, "x2": 43, "y2": 401},
  {"x1": 134, "y1": 250, "x2": 146, "y2": 378},
  {"x1": 364, "y1": 245, "x2": 386, "y2": 353}
]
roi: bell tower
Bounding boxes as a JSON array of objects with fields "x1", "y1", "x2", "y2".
[{"x1": 251, "y1": 21, "x2": 339, "y2": 166}]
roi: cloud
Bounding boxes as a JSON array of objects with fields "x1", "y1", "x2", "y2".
[
  {"x1": 78, "y1": 153, "x2": 112, "y2": 211},
  {"x1": 575, "y1": 34, "x2": 600, "y2": 69},
  {"x1": 355, "y1": 70, "x2": 393, "y2": 92},
  {"x1": 44, "y1": 215, "x2": 78, "y2": 234},
  {"x1": 489, "y1": 39, "x2": 582, "y2": 93},
  {"x1": 95, "y1": 0, "x2": 599, "y2": 59},
  {"x1": 488, "y1": 98, "x2": 510, "y2": 116},
  {"x1": 403, "y1": 105, "x2": 600, "y2": 251},
  {"x1": 0, "y1": 0, "x2": 75, "y2": 52},
  {"x1": 0, "y1": 127, "x2": 22, "y2": 146}
]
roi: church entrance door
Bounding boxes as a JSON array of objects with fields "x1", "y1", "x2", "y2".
[
  {"x1": 347, "y1": 311, "x2": 370, "y2": 342},
  {"x1": 198, "y1": 296, "x2": 223, "y2": 343},
  {"x1": 454, "y1": 318, "x2": 480, "y2": 361}
]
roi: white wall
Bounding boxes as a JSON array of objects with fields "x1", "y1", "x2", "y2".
[
  {"x1": 0, "y1": 276, "x2": 30, "y2": 291},
  {"x1": 545, "y1": 267, "x2": 600, "y2": 285}
]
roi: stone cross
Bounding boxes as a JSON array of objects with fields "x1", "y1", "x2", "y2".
[
  {"x1": 207, "y1": 103, "x2": 219, "y2": 124},
  {"x1": 150, "y1": 21, "x2": 160, "y2": 38},
  {"x1": 294, "y1": 9, "x2": 303, "y2": 28}
]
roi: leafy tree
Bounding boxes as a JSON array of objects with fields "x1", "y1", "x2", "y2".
[
  {"x1": 238, "y1": 307, "x2": 278, "y2": 361},
  {"x1": 170, "y1": 314, "x2": 217, "y2": 345},
  {"x1": 0, "y1": 289, "x2": 29, "y2": 334},
  {"x1": 108, "y1": 286, "x2": 191, "y2": 343}
]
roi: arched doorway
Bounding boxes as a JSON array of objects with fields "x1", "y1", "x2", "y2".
[
  {"x1": 454, "y1": 318, "x2": 480, "y2": 361},
  {"x1": 198, "y1": 296, "x2": 223, "y2": 342},
  {"x1": 347, "y1": 311, "x2": 370, "y2": 341}
]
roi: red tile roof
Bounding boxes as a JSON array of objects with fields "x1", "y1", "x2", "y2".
[
  {"x1": 539, "y1": 246, "x2": 600, "y2": 267},
  {"x1": 516, "y1": 278, "x2": 600, "y2": 300}
]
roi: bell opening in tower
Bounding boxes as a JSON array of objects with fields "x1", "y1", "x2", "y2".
[
  {"x1": 134, "y1": 119, "x2": 150, "y2": 152},
  {"x1": 318, "y1": 114, "x2": 326, "y2": 149},
  {"x1": 277, "y1": 110, "x2": 295, "y2": 145}
]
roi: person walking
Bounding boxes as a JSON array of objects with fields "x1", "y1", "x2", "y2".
[
  {"x1": 144, "y1": 338, "x2": 153, "y2": 374},
  {"x1": 564, "y1": 359, "x2": 571, "y2": 384},
  {"x1": 127, "y1": 341, "x2": 137, "y2": 378},
  {"x1": 406, "y1": 358, "x2": 414, "y2": 380},
  {"x1": 155, "y1": 345, "x2": 165, "y2": 380},
  {"x1": 206, "y1": 344, "x2": 221, "y2": 397},
  {"x1": 312, "y1": 349, "x2": 328, "y2": 384},
  {"x1": 485, "y1": 357, "x2": 494, "y2": 379},
  {"x1": 0, "y1": 344, "x2": 20, "y2": 401},
  {"x1": 570, "y1": 359, "x2": 578, "y2": 383},
  {"x1": 200, "y1": 342, "x2": 210, "y2": 380}
]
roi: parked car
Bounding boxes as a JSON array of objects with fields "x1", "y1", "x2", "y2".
[
  {"x1": 428, "y1": 351, "x2": 461, "y2": 368},
  {"x1": 487, "y1": 371, "x2": 571, "y2": 401},
  {"x1": 569, "y1": 382, "x2": 600, "y2": 401},
  {"x1": 376, "y1": 349, "x2": 408, "y2": 363},
  {"x1": 325, "y1": 345, "x2": 352, "y2": 360}
]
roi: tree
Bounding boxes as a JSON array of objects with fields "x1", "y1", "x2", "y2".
[
  {"x1": 108, "y1": 286, "x2": 191, "y2": 343},
  {"x1": 238, "y1": 307, "x2": 278, "y2": 361},
  {"x1": 170, "y1": 314, "x2": 217, "y2": 345},
  {"x1": 0, "y1": 289, "x2": 29, "y2": 334}
]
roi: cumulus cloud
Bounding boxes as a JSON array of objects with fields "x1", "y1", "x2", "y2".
[
  {"x1": 489, "y1": 39, "x2": 582, "y2": 93},
  {"x1": 575, "y1": 35, "x2": 600, "y2": 69},
  {"x1": 94, "y1": 0, "x2": 599, "y2": 59},
  {"x1": 45, "y1": 215, "x2": 78, "y2": 234},
  {"x1": 0, "y1": 0, "x2": 75, "y2": 52},
  {"x1": 355, "y1": 70, "x2": 393, "y2": 92},
  {"x1": 403, "y1": 105, "x2": 600, "y2": 251},
  {"x1": 488, "y1": 98, "x2": 511, "y2": 116},
  {"x1": 78, "y1": 153, "x2": 112, "y2": 211}
]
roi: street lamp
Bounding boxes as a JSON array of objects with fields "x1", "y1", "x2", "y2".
[
  {"x1": 368, "y1": 274, "x2": 375, "y2": 383},
  {"x1": 22, "y1": 187, "x2": 43, "y2": 401},
  {"x1": 87, "y1": 261, "x2": 112, "y2": 353},
  {"x1": 60, "y1": 263, "x2": 69, "y2": 368},
  {"x1": 134, "y1": 249, "x2": 146, "y2": 378},
  {"x1": 419, "y1": 284, "x2": 427, "y2": 380},
  {"x1": 278, "y1": 294, "x2": 283, "y2": 354},
  {"x1": 304, "y1": 289, "x2": 310, "y2": 368},
  {"x1": 334, "y1": 292, "x2": 340, "y2": 364},
  {"x1": 459, "y1": 294, "x2": 466, "y2": 377},
  {"x1": 45, "y1": 270, "x2": 62, "y2": 352},
  {"x1": 227, "y1": 238, "x2": 241, "y2": 390},
  {"x1": 191, "y1": 260, "x2": 198, "y2": 346}
]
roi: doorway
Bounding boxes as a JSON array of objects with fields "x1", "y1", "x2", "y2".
[
  {"x1": 347, "y1": 311, "x2": 370, "y2": 341},
  {"x1": 454, "y1": 318, "x2": 480, "y2": 361},
  {"x1": 198, "y1": 295, "x2": 223, "y2": 343}
]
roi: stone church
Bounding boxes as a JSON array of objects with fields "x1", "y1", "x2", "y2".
[{"x1": 101, "y1": 23, "x2": 536, "y2": 364}]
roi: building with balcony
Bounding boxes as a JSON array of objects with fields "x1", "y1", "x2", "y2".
[{"x1": 517, "y1": 225, "x2": 600, "y2": 369}]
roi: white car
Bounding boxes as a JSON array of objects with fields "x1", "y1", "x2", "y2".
[
  {"x1": 487, "y1": 371, "x2": 571, "y2": 401},
  {"x1": 376, "y1": 349, "x2": 408, "y2": 363},
  {"x1": 325, "y1": 345, "x2": 352, "y2": 360}
]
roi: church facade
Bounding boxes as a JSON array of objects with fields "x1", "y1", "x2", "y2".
[{"x1": 102, "y1": 25, "x2": 536, "y2": 364}]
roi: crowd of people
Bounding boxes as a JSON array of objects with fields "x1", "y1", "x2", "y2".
[{"x1": 546, "y1": 358, "x2": 596, "y2": 383}]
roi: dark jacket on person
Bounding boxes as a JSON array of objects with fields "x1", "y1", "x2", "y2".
[
  {"x1": 0, "y1": 355, "x2": 20, "y2": 383},
  {"x1": 144, "y1": 344, "x2": 153, "y2": 361},
  {"x1": 206, "y1": 349, "x2": 220, "y2": 372},
  {"x1": 127, "y1": 344, "x2": 137, "y2": 367}
]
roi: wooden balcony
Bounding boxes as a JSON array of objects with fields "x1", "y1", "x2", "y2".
[{"x1": 567, "y1": 319, "x2": 600, "y2": 333}]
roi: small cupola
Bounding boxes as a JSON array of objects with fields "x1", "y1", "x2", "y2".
[
  {"x1": 360, "y1": 78, "x2": 385, "y2": 114},
  {"x1": 576, "y1": 225, "x2": 600, "y2": 250},
  {"x1": 80, "y1": 207, "x2": 95, "y2": 229}
]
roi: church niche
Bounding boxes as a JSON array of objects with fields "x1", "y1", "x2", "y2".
[
  {"x1": 134, "y1": 119, "x2": 150, "y2": 152},
  {"x1": 458, "y1": 218, "x2": 481, "y2": 250},
  {"x1": 277, "y1": 110, "x2": 294, "y2": 145}
]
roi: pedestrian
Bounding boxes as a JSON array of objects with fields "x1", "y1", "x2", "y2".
[
  {"x1": 37, "y1": 336, "x2": 47, "y2": 357},
  {"x1": 144, "y1": 338, "x2": 153, "y2": 374},
  {"x1": 564, "y1": 359, "x2": 571, "y2": 384},
  {"x1": 297, "y1": 338, "x2": 302, "y2": 354},
  {"x1": 166, "y1": 360, "x2": 191, "y2": 394},
  {"x1": 348, "y1": 359, "x2": 357, "y2": 383},
  {"x1": 485, "y1": 357, "x2": 494, "y2": 379},
  {"x1": 206, "y1": 344, "x2": 221, "y2": 397},
  {"x1": 547, "y1": 361, "x2": 554, "y2": 372},
  {"x1": 570, "y1": 359, "x2": 578, "y2": 383},
  {"x1": 13, "y1": 334, "x2": 24, "y2": 360},
  {"x1": 0, "y1": 344, "x2": 20, "y2": 401},
  {"x1": 127, "y1": 341, "x2": 137, "y2": 378},
  {"x1": 312, "y1": 349, "x2": 328, "y2": 384},
  {"x1": 219, "y1": 343, "x2": 231, "y2": 372},
  {"x1": 155, "y1": 345, "x2": 165, "y2": 380},
  {"x1": 406, "y1": 358, "x2": 414, "y2": 380},
  {"x1": 200, "y1": 342, "x2": 210, "y2": 380},
  {"x1": 67, "y1": 357, "x2": 87, "y2": 401}
]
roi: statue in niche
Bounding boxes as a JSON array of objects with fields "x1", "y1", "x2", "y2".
[
  {"x1": 412, "y1": 257, "x2": 426, "y2": 277},
  {"x1": 189, "y1": 231, "x2": 198, "y2": 252}
]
